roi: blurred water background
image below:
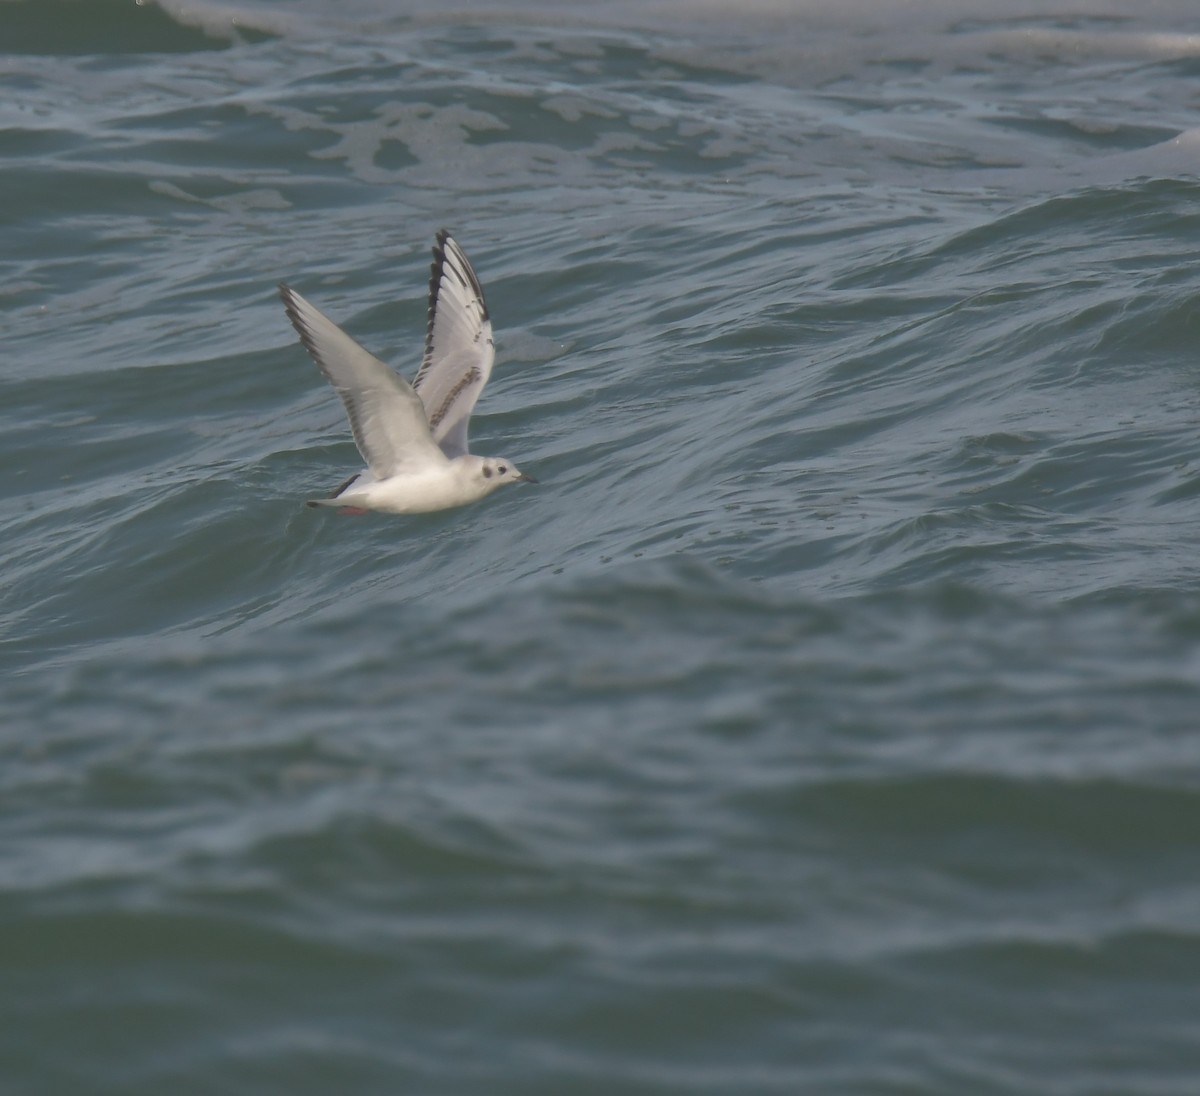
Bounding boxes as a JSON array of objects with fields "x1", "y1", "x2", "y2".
[{"x1": 5, "y1": 0, "x2": 1200, "y2": 1092}]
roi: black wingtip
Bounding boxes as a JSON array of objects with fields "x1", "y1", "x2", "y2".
[
  {"x1": 278, "y1": 284, "x2": 328, "y2": 370},
  {"x1": 416, "y1": 228, "x2": 491, "y2": 391},
  {"x1": 424, "y1": 230, "x2": 456, "y2": 374},
  {"x1": 427, "y1": 228, "x2": 488, "y2": 315},
  {"x1": 429, "y1": 228, "x2": 452, "y2": 277},
  {"x1": 429, "y1": 229, "x2": 451, "y2": 291},
  {"x1": 423, "y1": 243, "x2": 443, "y2": 376},
  {"x1": 278, "y1": 283, "x2": 306, "y2": 345},
  {"x1": 279, "y1": 284, "x2": 300, "y2": 325}
]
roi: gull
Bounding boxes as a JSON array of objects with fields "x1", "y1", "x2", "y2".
[{"x1": 279, "y1": 230, "x2": 536, "y2": 515}]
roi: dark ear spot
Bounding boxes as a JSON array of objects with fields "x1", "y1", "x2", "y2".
[{"x1": 482, "y1": 465, "x2": 493, "y2": 479}]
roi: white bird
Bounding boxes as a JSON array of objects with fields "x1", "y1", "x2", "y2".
[{"x1": 280, "y1": 230, "x2": 536, "y2": 515}]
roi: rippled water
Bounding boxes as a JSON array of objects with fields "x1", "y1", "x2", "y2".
[{"x1": 6, "y1": 1, "x2": 1200, "y2": 1092}]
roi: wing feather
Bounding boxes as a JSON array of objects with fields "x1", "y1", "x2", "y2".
[
  {"x1": 412, "y1": 230, "x2": 495, "y2": 458},
  {"x1": 280, "y1": 285, "x2": 447, "y2": 478}
]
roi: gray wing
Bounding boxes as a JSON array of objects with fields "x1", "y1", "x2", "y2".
[
  {"x1": 412, "y1": 230, "x2": 496, "y2": 459},
  {"x1": 280, "y1": 285, "x2": 447, "y2": 478}
]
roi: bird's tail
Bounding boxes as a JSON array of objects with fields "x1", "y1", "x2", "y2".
[{"x1": 306, "y1": 471, "x2": 371, "y2": 508}]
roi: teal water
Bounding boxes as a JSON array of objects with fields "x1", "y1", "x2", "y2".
[{"x1": 5, "y1": 1, "x2": 1200, "y2": 1092}]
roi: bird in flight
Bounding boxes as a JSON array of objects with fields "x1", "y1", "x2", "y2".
[{"x1": 280, "y1": 230, "x2": 536, "y2": 515}]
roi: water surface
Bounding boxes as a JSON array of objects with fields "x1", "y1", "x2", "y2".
[{"x1": 4, "y1": 1, "x2": 1200, "y2": 1092}]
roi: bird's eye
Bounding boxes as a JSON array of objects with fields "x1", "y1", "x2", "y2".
[{"x1": 499, "y1": 465, "x2": 507, "y2": 474}]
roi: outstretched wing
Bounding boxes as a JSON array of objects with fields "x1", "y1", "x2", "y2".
[
  {"x1": 412, "y1": 230, "x2": 495, "y2": 459},
  {"x1": 280, "y1": 285, "x2": 447, "y2": 478}
]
